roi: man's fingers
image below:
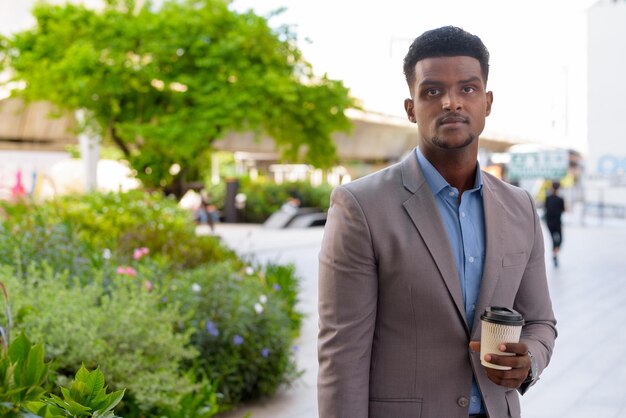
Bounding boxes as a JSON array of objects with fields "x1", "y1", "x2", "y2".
[
  {"x1": 485, "y1": 353, "x2": 527, "y2": 369},
  {"x1": 499, "y1": 342, "x2": 528, "y2": 355}
]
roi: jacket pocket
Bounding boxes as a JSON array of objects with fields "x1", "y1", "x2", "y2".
[
  {"x1": 502, "y1": 252, "x2": 527, "y2": 267},
  {"x1": 369, "y1": 398, "x2": 422, "y2": 418}
]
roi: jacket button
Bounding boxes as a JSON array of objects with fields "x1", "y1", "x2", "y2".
[{"x1": 457, "y1": 396, "x2": 469, "y2": 408}]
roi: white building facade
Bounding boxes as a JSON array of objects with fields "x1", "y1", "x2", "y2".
[{"x1": 587, "y1": 0, "x2": 626, "y2": 210}]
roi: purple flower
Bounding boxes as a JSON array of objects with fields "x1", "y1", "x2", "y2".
[
  {"x1": 206, "y1": 321, "x2": 219, "y2": 337},
  {"x1": 292, "y1": 345, "x2": 299, "y2": 352},
  {"x1": 273, "y1": 284, "x2": 281, "y2": 291},
  {"x1": 261, "y1": 348, "x2": 270, "y2": 358},
  {"x1": 233, "y1": 335, "x2": 244, "y2": 345}
]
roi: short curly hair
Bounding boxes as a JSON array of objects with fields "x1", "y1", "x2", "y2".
[{"x1": 403, "y1": 26, "x2": 490, "y2": 90}]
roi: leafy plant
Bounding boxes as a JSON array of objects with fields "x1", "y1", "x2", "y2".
[
  {"x1": 0, "y1": 333, "x2": 49, "y2": 417},
  {"x1": 29, "y1": 365, "x2": 124, "y2": 418},
  {"x1": 0, "y1": 282, "x2": 125, "y2": 418}
]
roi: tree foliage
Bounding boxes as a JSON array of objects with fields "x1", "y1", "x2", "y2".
[{"x1": 0, "y1": 0, "x2": 355, "y2": 191}]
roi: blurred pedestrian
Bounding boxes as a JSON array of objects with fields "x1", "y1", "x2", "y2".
[
  {"x1": 544, "y1": 181, "x2": 566, "y2": 267},
  {"x1": 280, "y1": 190, "x2": 302, "y2": 214}
]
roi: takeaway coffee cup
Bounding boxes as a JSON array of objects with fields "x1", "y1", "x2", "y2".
[{"x1": 480, "y1": 306, "x2": 525, "y2": 370}]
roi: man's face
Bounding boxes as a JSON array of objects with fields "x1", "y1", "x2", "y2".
[{"x1": 404, "y1": 56, "x2": 493, "y2": 152}]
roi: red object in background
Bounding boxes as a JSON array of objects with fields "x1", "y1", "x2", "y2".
[{"x1": 11, "y1": 170, "x2": 26, "y2": 199}]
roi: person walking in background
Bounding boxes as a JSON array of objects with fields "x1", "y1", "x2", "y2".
[
  {"x1": 318, "y1": 26, "x2": 556, "y2": 418},
  {"x1": 544, "y1": 181, "x2": 566, "y2": 267}
]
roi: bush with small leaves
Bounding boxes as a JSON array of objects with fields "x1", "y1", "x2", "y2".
[{"x1": 170, "y1": 262, "x2": 302, "y2": 407}]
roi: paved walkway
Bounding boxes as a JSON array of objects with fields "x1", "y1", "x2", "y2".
[{"x1": 209, "y1": 213, "x2": 626, "y2": 418}]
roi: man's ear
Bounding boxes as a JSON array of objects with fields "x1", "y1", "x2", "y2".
[
  {"x1": 404, "y1": 98, "x2": 416, "y2": 123},
  {"x1": 485, "y1": 91, "x2": 493, "y2": 116}
]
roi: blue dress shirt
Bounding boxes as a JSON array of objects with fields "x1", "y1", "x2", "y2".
[{"x1": 415, "y1": 147, "x2": 486, "y2": 415}]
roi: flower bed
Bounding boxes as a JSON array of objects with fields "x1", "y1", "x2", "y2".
[{"x1": 0, "y1": 191, "x2": 303, "y2": 416}]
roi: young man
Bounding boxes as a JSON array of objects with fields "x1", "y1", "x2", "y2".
[{"x1": 318, "y1": 26, "x2": 557, "y2": 418}]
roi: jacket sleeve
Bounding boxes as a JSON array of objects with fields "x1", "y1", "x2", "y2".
[
  {"x1": 516, "y1": 191, "x2": 558, "y2": 394},
  {"x1": 318, "y1": 185, "x2": 378, "y2": 418}
]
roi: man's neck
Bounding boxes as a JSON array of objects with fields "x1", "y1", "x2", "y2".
[{"x1": 421, "y1": 149, "x2": 478, "y2": 196}]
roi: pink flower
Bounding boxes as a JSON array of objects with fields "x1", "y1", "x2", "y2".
[
  {"x1": 144, "y1": 280, "x2": 153, "y2": 292},
  {"x1": 133, "y1": 247, "x2": 150, "y2": 260},
  {"x1": 116, "y1": 266, "x2": 137, "y2": 276}
]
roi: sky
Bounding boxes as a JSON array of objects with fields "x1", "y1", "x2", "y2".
[
  {"x1": 230, "y1": 0, "x2": 601, "y2": 153},
  {"x1": 0, "y1": 0, "x2": 602, "y2": 153}
]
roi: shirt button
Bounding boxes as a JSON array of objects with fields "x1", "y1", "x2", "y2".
[
  {"x1": 449, "y1": 191, "x2": 455, "y2": 197},
  {"x1": 457, "y1": 396, "x2": 469, "y2": 408},
  {"x1": 471, "y1": 395, "x2": 480, "y2": 403},
  {"x1": 461, "y1": 212, "x2": 466, "y2": 217},
  {"x1": 471, "y1": 304, "x2": 476, "y2": 311},
  {"x1": 469, "y1": 256, "x2": 475, "y2": 263}
]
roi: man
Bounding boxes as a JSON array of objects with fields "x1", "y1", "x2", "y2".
[
  {"x1": 544, "y1": 181, "x2": 566, "y2": 267},
  {"x1": 318, "y1": 26, "x2": 557, "y2": 418}
]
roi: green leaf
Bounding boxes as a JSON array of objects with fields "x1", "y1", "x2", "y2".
[
  {"x1": 23, "y1": 386, "x2": 46, "y2": 402},
  {"x1": 52, "y1": 392, "x2": 91, "y2": 416},
  {"x1": 24, "y1": 344, "x2": 46, "y2": 387},
  {"x1": 97, "y1": 389, "x2": 124, "y2": 414},
  {"x1": 84, "y1": 367, "x2": 105, "y2": 400},
  {"x1": 74, "y1": 365, "x2": 89, "y2": 382},
  {"x1": 68, "y1": 380, "x2": 87, "y2": 404},
  {"x1": 8, "y1": 333, "x2": 30, "y2": 364}
]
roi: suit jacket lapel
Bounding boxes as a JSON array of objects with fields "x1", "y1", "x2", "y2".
[
  {"x1": 400, "y1": 152, "x2": 469, "y2": 332},
  {"x1": 471, "y1": 174, "x2": 505, "y2": 338}
]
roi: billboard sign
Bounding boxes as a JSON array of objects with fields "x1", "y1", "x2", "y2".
[{"x1": 508, "y1": 149, "x2": 569, "y2": 180}]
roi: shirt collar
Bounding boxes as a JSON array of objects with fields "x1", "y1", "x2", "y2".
[{"x1": 415, "y1": 147, "x2": 483, "y2": 196}]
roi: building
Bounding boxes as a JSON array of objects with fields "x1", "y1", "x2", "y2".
[{"x1": 587, "y1": 0, "x2": 626, "y2": 213}]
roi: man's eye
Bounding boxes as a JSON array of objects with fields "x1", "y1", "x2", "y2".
[
  {"x1": 462, "y1": 86, "x2": 476, "y2": 93},
  {"x1": 426, "y1": 89, "x2": 440, "y2": 96}
]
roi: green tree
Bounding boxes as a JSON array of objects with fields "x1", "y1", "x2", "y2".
[{"x1": 0, "y1": 0, "x2": 355, "y2": 194}]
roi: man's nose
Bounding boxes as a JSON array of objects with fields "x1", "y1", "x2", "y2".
[{"x1": 442, "y1": 92, "x2": 463, "y2": 112}]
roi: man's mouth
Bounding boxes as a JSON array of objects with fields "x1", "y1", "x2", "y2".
[{"x1": 439, "y1": 115, "x2": 468, "y2": 126}]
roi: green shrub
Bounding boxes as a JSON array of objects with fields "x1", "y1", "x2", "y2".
[
  {"x1": 0, "y1": 191, "x2": 238, "y2": 274},
  {"x1": 261, "y1": 262, "x2": 303, "y2": 338},
  {"x1": 170, "y1": 262, "x2": 301, "y2": 407},
  {"x1": 0, "y1": 211, "x2": 100, "y2": 281},
  {"x1": 207, "y1": 178, "x2": 333, "y2": 223},
  {"x1": 0, "y1": 264, "x2": 197, "y2": 414}
]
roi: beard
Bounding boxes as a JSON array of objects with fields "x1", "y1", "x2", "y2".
[{"x1": 431, "y1": 134, "x2": 475, "y2": 150}]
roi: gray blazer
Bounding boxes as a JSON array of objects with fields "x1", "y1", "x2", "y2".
[{"x1": 318, "y1": 150, "x2": 557, "y2": 418}]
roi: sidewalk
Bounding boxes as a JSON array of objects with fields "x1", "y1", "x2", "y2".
[{"x1": 210, "y1": 217, "x2": 626, "y2": 418}]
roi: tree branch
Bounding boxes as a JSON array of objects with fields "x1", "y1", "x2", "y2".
[{"x1": 108, "y1": 122, "x2": 131, "y2": 157}]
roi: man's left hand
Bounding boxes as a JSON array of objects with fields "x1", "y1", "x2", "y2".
[{"x1": 469, "y1": 341, "x2": 531, "y2": 388}]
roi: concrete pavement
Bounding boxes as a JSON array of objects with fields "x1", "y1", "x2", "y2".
[{"x1": 209, "y1": 213, "x2": 626, "y2": 418}]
